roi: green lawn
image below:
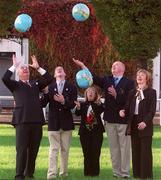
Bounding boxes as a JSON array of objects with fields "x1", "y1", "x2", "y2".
[{"x1": 0, "y1": 125, "x2": 161, "y2": 180}]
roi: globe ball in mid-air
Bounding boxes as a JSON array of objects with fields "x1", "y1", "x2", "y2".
[
  {"x1": 72, "y1": 3, "x2": 90, "y2": 22},
  {"x1": 14, "y1": 14, "x2": 32, "y2": 32},
  {"x1": 76, "y1": 69, "x2": 93, "y2": 89}
]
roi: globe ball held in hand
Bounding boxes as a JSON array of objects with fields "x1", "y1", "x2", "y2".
[
  {"x1": 72, "y1": 3, "x2": 90, "y2": 22},
  {"x1": 76, "y1": 69, "x2": 93, "y2": 89},
  {"x1": 14, "y1": 14, "x2": 32, "y2": 32}
]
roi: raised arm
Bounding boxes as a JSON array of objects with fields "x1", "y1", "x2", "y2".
[
  {"x1": 2, "y1": 54, "x2": 20, "y2": 92},
  {"x1": 30, "y1": 55, "x2": 53, "y2": 90},
  {"x1": 73, "y1": 57, "x2": 105, "y2": 89},
  {"x1": 72, "y1": 58, "x2": 87, "y2": 69}
]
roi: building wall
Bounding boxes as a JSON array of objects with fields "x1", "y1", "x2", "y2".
[
  {"x1": 0, "y1": 38, "x2": 29, "y2": 80},
  {"x1": 0, "y1": 38, "x2": 29, "y2": 107},
  {"x1": 153, "y1": 52, "x2": 160, "y2": 99}
]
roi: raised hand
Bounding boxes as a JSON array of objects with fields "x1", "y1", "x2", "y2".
[
  {"x1": 74, "y1": 100, "x2": 81, "y2": 110},
  {"x1": 29, "y1": 55, "x2": 40, "y2": 70},
  {"x1": 72, "y1": 58, "x2": 86, "y2": 69},
  {"x1": 12, "y1": 54, "x2": 21, "y2": 68},
  {"x1": 108, "y1": 85, "x2": 117, "y2": 98},
  {"x1": 95, "y1": 95, "x2": 102, "y2": 105}
]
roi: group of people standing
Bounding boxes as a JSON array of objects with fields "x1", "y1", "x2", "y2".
[{"x1": 2, "y1": 55, "x2": 156, "y2": 180}]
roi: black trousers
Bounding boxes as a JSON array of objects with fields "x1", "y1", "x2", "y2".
[
  {"x1": 15, "y1": 124, "x2": 42, "y2": 180},
  {"x1": 80, "y1": 129, "x2": 103, "y2": 176},
  {"x1": 131, "y1": 135, "x2": 153, "y2": 179}
]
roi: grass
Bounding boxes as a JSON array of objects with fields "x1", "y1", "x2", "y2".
[{"x1": 0, "y1": 125, "x2": 161, "y2": 180}]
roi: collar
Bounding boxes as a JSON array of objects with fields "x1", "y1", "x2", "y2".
[
  {"x1": 56, "y1": 80, "x2": 65, "y2": 84},
  {"x1": 113, "y1": 76, "x2": 123, "y2": 80},
  {"x1": 21, "y1": 80, "x2": 29, "y2": 83}
]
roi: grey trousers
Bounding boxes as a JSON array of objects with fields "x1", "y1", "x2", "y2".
[{"x1": 104, "y1": 122, "x2": 131, "y2": 177}]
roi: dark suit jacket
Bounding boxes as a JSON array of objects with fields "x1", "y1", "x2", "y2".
[
  {"x1": 75, "y1": 101, "x2": 105, "y2": 135},
  {"x1": 41, "y1": 80, "x2": 77, "y2": 131},
  {"x1": 93, "y1": 74, "x2": 135, "y2": 124},
  {"x1": 125, "y1": 88, "x2": 156, "y2": 137},
  {"x1": 2, "y1": 70, "x2": 53, "y2": 125}
]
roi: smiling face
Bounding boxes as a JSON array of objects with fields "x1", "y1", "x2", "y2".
[
  {"x1": 54, "y1": 66, "x2": 66, "y2": 80},
  {"x1": 136, "y1": 72, "x2": 147, "y2": 85},
  {"x1": 111, "y1": 61, "x2": 125, "y2": 76},
  {"x1": 18, "y1": 64, "x2": 30, "y2": 81},
  {"x1": 136, "y1": 69, "x2": 151, "y2": 88}
]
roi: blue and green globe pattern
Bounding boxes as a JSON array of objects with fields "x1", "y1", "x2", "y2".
[
  {"x1": 76, "y1": 69, "x2": 93, "y2": 89},
  {"x1": 72, "y1": 3, "x2": 90, "y2": 22}
]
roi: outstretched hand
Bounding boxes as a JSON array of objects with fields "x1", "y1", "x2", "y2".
[
  {"x1": 74, "y1": 101, "x2": 81, "y2": 110},
  {"x1": 12, "y1": 54, "x2": 21, "y2": 68},
  {"x1": 72, "y1": 58, "x2": 86, "y2": 69},
  {"x1": 29, "y1": 55, "x2": 40, "y2": 70},
  {"x1": 95, "y1": 95, "x2": 102, "y2": 105}
]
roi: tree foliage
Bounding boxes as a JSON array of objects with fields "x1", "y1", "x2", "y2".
[
  {"x1": 0, "y1": 0, "x2": 120, "y2": 82},
  {"x1": 13, "y1": 0, "x2": 117, "y2": 80},
  {"x1": 92, "y1": 0, "x2": 161, "y2": 61},
  {"x1": 0, "y1": 0, "x2": 22, "y2": 36}
]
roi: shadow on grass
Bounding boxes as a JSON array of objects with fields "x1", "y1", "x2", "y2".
[
  {"x1": 0, "y1": 168, "x2": 114, "y2": 180},
  {"x1": 1, "y1": 167, "x2": 161, "y2": 180}
]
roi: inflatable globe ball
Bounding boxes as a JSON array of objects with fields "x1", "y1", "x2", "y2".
[
  {"x1": 76, "y1": 69, "x2": 93, "y2": 89},
  {"x1": 72, "y1": 3, "x2": 90, "y2": 22},
  {"x1": 14, "y1": 14, "x2": 32, "y2": 33}
]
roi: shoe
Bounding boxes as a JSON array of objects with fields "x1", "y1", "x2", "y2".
[
  {"x1": 122, "y1": 175, "x2": 130, "y2": 179},
  {"x1": 25, "y1": 175, "x2": 35, "y2": 179},
  {"x1": 59, "y1": 173, "x2": 68, "y2": 177},
  {"x1": 47, "y1": 176, "x2": 57, "y2": 180},
  {"x1": 113, "y1": 174, "x2": 119, "y2": 178}
]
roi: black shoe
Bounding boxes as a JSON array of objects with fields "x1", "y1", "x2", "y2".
[
  {"x1": 122, "y1": 176, "x2": 130, "y2": 179},
  {"x1": 26, "y1": 175, "x2": 35, "y2": 179}
]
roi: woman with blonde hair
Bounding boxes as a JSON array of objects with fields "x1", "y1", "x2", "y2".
[
  {"x1": 120, "y1": 69, "x2": 157, "y2": 179},
  {"x1": 74, "y1": 86, "x2": 105, "y2": 176}
]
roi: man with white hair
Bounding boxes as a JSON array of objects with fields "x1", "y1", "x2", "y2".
[
  {"x1": 73, "y1": 59, "x2": 134, "y2": 179},
  {"x1": 2, "y1": 54, "x2": 53, "y2": 180}
]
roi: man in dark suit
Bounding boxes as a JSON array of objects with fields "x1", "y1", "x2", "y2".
[
  {"x1": 73, "y1": 59, "x2": 134, "y2": 178},
  {"x1": 2, "y1": 55, "x2": 53, "y2": 180},
  {"x1": 41, "y1": 66, "x2": 77, "y2": 179}
]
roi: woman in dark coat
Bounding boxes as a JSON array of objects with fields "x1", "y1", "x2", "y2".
[
  {"x1": 74, "y1": 86, "x2": 104, "y2": 177},
  {"x1": 120, "y1": 69, "x2": 157, "y2": 179}
]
